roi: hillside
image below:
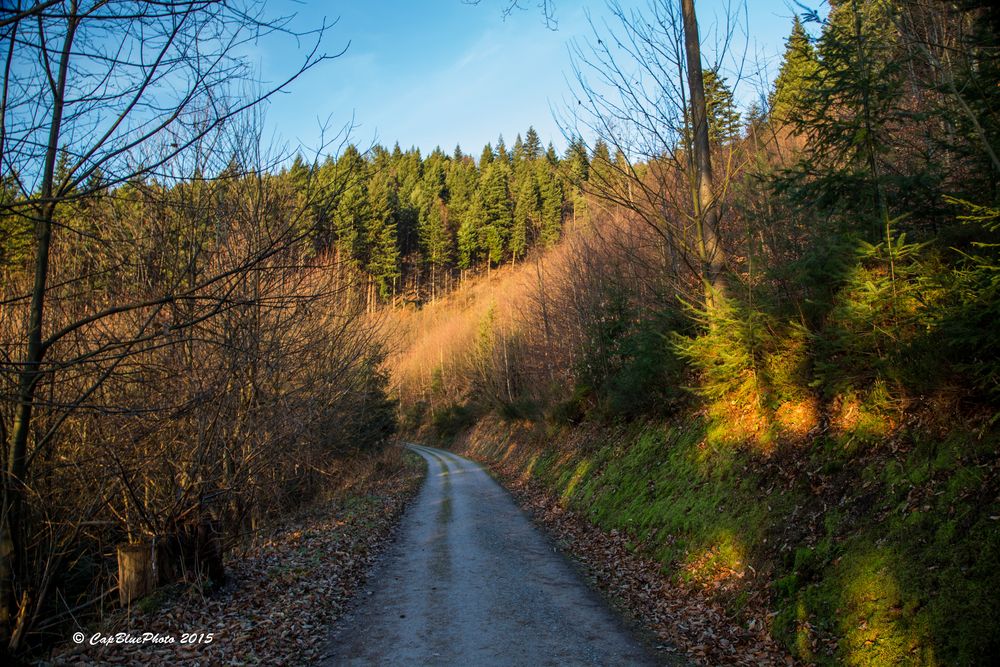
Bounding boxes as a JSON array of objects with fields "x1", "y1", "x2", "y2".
[{"x1": 391, "y1": 209, "x2": 1000, "y2": 665}]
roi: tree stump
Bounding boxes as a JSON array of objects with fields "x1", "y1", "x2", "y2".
[{"x1": 117, "y1": 542, "x2": 155, "y2": 606}]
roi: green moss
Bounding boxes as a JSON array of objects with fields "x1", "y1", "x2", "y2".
[{"x1": 470, "y1": 413, "x2": 999, "y2": 666}]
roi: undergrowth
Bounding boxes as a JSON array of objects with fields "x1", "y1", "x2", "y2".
[{"x1": 456, "y1": 412, "x2": 1000, "y2": 665}]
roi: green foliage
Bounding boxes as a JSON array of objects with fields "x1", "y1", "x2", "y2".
[
  {"x1": 432, "y1": 403, "x2": 479, "y2": 441},
  {"x1": 788, "y1": 0, "x2": 909, "y2": 239},
  {"x1": 480, "y1": 160, "x2": 513, "y2": 264},
  {"x1": 703, "y1": 68, "x2": 742, "y2": 144},
  {"x1": 0, "y1": 175, "x2": 31, "y2": 267},
  {"x1": 470, "y1": 413, "x2": 1000, "y2": 666},
  {"x1": 930, "y1": 199, "x2": 1000, "y2": 398},
  {"x1": 810, "y1": 234, "x2": 932, "y2": 398},
  {"x1": 511, "y1": 166, "x2": 539, "y2": 260},
  {"x1": 603, "y1": 316, "x2": 687, "y2": 419},
  {"x1": 769, "y1": 16, "x2": 820, "y2": 124},
  {"x1": 365, "y1": 171, "x2": 402, "y2": 298},
  {"x1": 265, "y1": 128, "x2": 570, "y2": 301},
  {"x1": 674, "y1": 296, "x2": 781, "y2": 405}
]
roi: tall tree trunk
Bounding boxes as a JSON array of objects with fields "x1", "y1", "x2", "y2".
[
  {"x1": 681, "y1": 0, "x2": 726, "y2": 309},
  {"x1": 2, "y1": 6, "x2": 78, "y2": 648}
]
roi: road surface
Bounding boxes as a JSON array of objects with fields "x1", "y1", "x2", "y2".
[{"x1": 322, "y1": 444, "x2": 674, "y2": 666}]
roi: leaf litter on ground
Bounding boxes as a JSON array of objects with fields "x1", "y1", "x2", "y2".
[{"x1": 45, "y1": 449, "x2": 425, "y2": 667}]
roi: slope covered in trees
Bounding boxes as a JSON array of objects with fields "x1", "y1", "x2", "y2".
[
  {"x1": 3, "y1": 0, "x2": 998, "y2": 663},
  {"x1": 390, "y1": 1, "x2": 1000, "y2": 664},
  {"x1": 279, "y1": 129, "x2": 576, "y2": 306}
]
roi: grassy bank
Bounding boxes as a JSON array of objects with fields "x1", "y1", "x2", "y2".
[{"x1": 450, "y1": 412, "x2": 1000, "y2": 666}]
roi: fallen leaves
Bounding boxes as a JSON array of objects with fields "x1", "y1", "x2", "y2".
[
  {"x1": 45, "y1": 451, "x2": 424, "y2": 667},
  {"x1": 480, "y1": 454, "x2": 796, "y2": 667}
]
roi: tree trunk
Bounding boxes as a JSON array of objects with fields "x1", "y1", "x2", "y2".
[
  {"x1": 117, "y1": 543, "x2": 155, "y2": 606},
  {"x1": 681, "y1": 0, "x2": 726, "y2": 309},
  {"x1": 2, "y1": 7, "x2": 78, "y2": 649}
]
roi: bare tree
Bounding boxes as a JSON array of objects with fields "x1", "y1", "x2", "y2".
[
  {"x1": 0, "y1": 0, "x2": 340, "y2": 651},
  {"x1": 561, "y1": 0, "x2": 744, "y2": 308},
  {"x1": 681, "y1": 0, "x2": 726, "y2": 307}
]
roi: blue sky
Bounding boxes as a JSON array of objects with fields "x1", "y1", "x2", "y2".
[{"x1": 257, "y1": 1, "x2": 819, "y2": 158}]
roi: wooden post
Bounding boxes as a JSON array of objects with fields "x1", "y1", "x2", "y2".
[{"x1": 117, "y1": 542, "x2": 154, "y2": 606}]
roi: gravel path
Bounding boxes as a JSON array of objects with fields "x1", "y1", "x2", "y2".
[{"x1": 323, "y1": 444, "x2": 673, "y2": 666}]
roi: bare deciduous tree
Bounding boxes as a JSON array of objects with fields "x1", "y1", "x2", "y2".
[
  {"x1": 561, "y1": 0, "x2": 745, "y2": 308},
  {"x1": 0, "y1": 0, "x2": 343, "y2": 652}
]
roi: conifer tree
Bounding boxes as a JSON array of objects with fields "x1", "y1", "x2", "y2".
[
  {"x1": 479, "y1": 160, "x2": 513, "y2": 265},
  {"x1": 564, "y1": 137, "x2": 590, "y2": 183},
  {"x1": 512, "y1": 167, "x2": 541, "y2": 260},
  {"x1": 366, "y1": 171, "x2": 402, "y2": 299},
  {"x1": 331, "y1": 146, "x2": 368, "y2": 266},
  {"x1": 496, "y1": 135, "x2": 510, "y2": 164},
  {"x1": 457, "y1": 191, "x2": 484, "y2": 271},
  {"x1": 704, "y1": 69, "x2": 742, "y2": 144},
  {"x1": 480, "y1": 143, "x2": 495, "y2": 166},
  {"x1": 538, "y1": 163, "x2": 564, "y2": 247},
  {"x1": 394, "y1": 147, "x2": 423, "y2": 256},
  {"x1": 524, "y1": 126, "x2": 542, "y2": 161},
  {"x1": 795, "y1": 0, "x2": 905, "y2": 236},
  {"x1": 513, "y1": 134, "x2": 526, "y2": 164},
  {"x1": 545, "y1": 142, "x2": 559, "y2": 165},
  {"x1": 416, "y1": 154, "x2": 451, "y2": 295},
  {"x1": 769, "y1": 16, "x2": 820, "y2": 125}
]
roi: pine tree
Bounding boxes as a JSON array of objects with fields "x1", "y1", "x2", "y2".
[
  {"x1": 537, "y1": 163, "x2": 564, "y2": 247},
  {"x1": 564, "y1": 137, "x2": 590, "y2": 183},
  {"x1": 496, "y1": 135, "x2": 510, "y2": 164},
  {"x1": 366, "y1": 171, "x2": 401, "y2": 299},
  {"x1": 416, "y1": 155, "x2": 451, "y2": 295},
  {"x1": 480, "y1": 143, "x2": 495, "y2": 167},
  {"x1": 393, "y1": 147, "x2": 423, "y2": 257},
  {"x1": 769, "y1": 16, "x2": 819, "y2": 124},
  {"x1": 446, "y1": 152, "x2": 478, "y2": 249},
  {"x1": 511, "y1": 166, "x2": 540, "y2": 260},
  {"x1": 331, "y1": 149, "x2": 368, "y2": 268},
  {"x1": 479, "y1": 160, "x2": 512, "y2": 265},
  {"x1": 457, "y1": 190, "x2": 483, "y2": 270},
  {"x1": 795, "y1": 0, "x2": 905, "y2": 237},
  {"x1": 512, "y1": 134, "x2": 526, "y2": 164},
  {"x1": 703, "y1": 68, "x2": 742, "y2": 144},
  {"x1": 0, "y1": 172, "x2": 30, "y2": 267},
  {"x1": 545, "y1": 142, "x2": 559, "y2": 165},
  {"x1": 524, "y1": 127, "x2": 542, "y2": 161}
]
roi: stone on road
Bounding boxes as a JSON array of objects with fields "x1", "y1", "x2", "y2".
[{"x1": 323, "y1": 444, "x2": 673, "y2": 666}]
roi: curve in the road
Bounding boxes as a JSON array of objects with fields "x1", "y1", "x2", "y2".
[{"x1": 322, "y1": 444, "x2": 677, "y2": 666}]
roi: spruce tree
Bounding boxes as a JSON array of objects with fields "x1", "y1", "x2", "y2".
[
  {"x1": 457, "y1": 190, "x2": 483, "y2": 270},
  {"x1": 496, "y1": 135, "x2": 510, "y2": 164},
  {"x1": 538, "y1": 163, "x2": 564, "y2": 247},
  {"x1": 416, "y1": 155, "x2": 451, "y2": 294},
  {"x1": 366, "y1": 171, "x2": 401, "y2": 299},
  {"x1": 512, "y1": 134, "x2": 526, "y2": 164},
  {"x1": 479, "y1": 160, "x2": 513, "y2": 265},
  {"x1": 564, "y1": 137, "x2": 590, "y2": 183},
  {"x1": 524, "y1": 126, "x2": 542, "y2": 161},
  {"x1": 545, "y1": 142, "x2": 559, "y2": 165},
  {"x1": 769, "y1": 16, "x2": 819, "y2": 125},
  {"x1": 331, "y1": 145, "x2": 368, "y2": 267},
  {"x1": 703, "y1": 69, "x2": 742, "y2": 144},
  {"x1": 512, "y1": 167, "x2": 541, "y2": 260},
  {"x1": 795, "y1": 0, "x2": 905, "y2": 237},
  {"x1": 480, "y1": 143, "x2": 495, "y2": 167}
]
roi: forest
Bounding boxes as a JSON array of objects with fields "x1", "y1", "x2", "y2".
[{"x1": 1, "y1": 0, "x2": 999, "y2": 665}]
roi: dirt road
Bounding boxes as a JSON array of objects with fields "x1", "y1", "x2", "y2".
[{"x1": 322, "y1": 444, "x2": 673, "y2": 666}]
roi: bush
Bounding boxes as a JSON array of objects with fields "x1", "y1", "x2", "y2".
[{"x1": 431, "y1": 403, "x2": 478, "y2": 441}]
